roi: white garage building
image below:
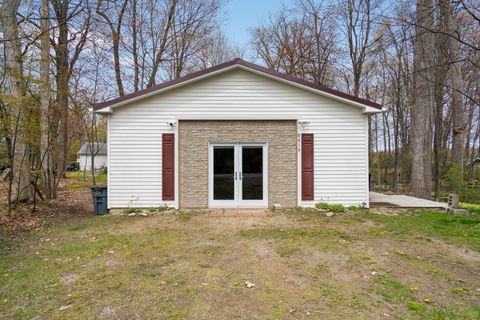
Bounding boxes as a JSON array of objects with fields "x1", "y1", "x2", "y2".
[
  {"x1": 94, "y1": 59, "x2": 383, "y2": 209},
  {"x1": 77, "y1": 142, "x2": 107, "y2": 171}
]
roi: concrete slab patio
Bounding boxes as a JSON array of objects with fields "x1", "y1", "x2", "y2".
[{"x1": 370, "y1": 192, "x2": 448, "y2": 210}]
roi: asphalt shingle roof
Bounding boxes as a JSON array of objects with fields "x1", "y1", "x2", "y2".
[{"x1": 77, "y1": 142, "x2": 107, "y2": 155}]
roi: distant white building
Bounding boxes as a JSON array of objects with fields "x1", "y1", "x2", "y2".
[{"x1": 77, "y1": 142, "x2": 107, "y2": 171}]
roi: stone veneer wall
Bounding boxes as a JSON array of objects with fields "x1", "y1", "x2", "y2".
[{"x1": 178, "y1": 120, "x2": 297, "y2": 208}]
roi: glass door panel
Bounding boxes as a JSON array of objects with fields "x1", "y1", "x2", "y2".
[
  {"x1": 209, "y1": 143, "x2": 267, "y2": 208},
  {"x1": 241, "y1": 147, "x2": 263, "y2": 200},
  {"x1": 213, "y1": 147, "x2": 235, "y2": 200}
]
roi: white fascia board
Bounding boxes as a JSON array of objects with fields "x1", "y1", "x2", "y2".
[
  {"x1": 96, "y1": 107, "x2": 113, "y2": 114},
  {"x1": 362, "y1": 106, "x2": 384, "y2": 114}
]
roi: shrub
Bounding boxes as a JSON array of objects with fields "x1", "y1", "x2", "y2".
[
  {"x1": 459, "y1": 203, "x2": 480, "y2": 215},
  {"x1": 330, "y1": 204, "x2": 346, "y2": 213},
  {"x1": 315, "y1": 202, "x2": 346, "y2": 213},
  {"x1": 347, "y1": 205, "x2": 362, "y2": 211},
  {"x1": 446, "y1": 165, "x2": 464, "y2": 193},
  {"x1": 461, "y1": 186, "x2": 480, "y2": 204},
  {"x1": 315, "y1": 202, "x2": 330, "y2": 210},
  {"x1": 123, "y1": 208, "x2": 141, "y2": 214},
  {"x1": 446, "y1": 165, "x2": 480, "y2": 204}
]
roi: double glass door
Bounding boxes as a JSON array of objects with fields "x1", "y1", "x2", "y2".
[{"x1": 209, "y1": 143, "x2": 267, "y2": 208}]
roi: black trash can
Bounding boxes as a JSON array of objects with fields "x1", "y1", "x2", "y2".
[{"x1": 91, "y1": 185, "x2": 108, "y2": 215}]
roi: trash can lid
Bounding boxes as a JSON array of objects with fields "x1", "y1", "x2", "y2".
[{"x1": 91, "y1": 185, "x2": 107, "y2": 190}]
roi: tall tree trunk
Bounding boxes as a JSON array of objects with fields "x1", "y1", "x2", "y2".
[
  {"x1": 382, "y1": 112, "x2": 388, "y2": 186},
  {"x1": 393, "y1": 104, "x2": 399, "y2": 191},
  {"x1": 433, "y1": 6, "x2": 448, "y2": 200},
  {"x1": 442, "y1": 0, "x2": 465, "y2": 175},
  {"x1": 53, "y1": 0, "x2": 69, "y2": 185},
  {"x1": 411, "y1": 0, "x2": 435, "y2": 199},
  {"x1": 0, "y1": 0, "x2": 32, "y2": 203},
  {"x1": 132, "y1": 0, "x2": 139, "y2": 92},
  {"x1": 467, "y1": 109, "x2": 479, "y2": 180},
  {"x1": 433, "y1": 91, "x2": 444, "y2": 199},
  {"x1": 464, "y1": 103, "x2": 474, "y2": 158},
  {"x1": 40, "y1": 0, "x2": 54, "y2": 199},
  {"x1": 375, "y1": 114, "x2": 381, "y2": 188}
]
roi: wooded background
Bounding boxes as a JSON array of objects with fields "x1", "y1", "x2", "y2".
[{"x1": 0, "y1": 0, "x2": 479, "y2": 210}]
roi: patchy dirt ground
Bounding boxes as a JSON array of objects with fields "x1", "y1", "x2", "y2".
[
  {"x1": 0, "y1": 174, "x2": 95, "y2": 232},
  {"x1": 1, "y1": 172, "x2": 479, "y2": 319},
  {"x1": 1, "y1": 202, "x2": 479, "y2": 319}
]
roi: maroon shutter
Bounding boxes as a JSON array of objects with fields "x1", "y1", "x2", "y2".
[
  {"x1": 302, "y1": 134, "x2": 314, "y2": 201},
  {"x1": 162, "y1": 134, "x2": 175, "y2": 200}
]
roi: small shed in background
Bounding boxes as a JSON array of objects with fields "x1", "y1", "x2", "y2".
[{"x1": 77, "y1": 142, "x2": 107, "y2": 171}]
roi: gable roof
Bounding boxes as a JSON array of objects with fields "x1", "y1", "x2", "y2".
[
  {"x1": 77, "y1": 142, "x2": 107, "y2": 156},
  {"x1": 94, "y1": 58, "x2": 382, "y2": 113}
]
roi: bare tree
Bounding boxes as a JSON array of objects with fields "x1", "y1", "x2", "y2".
[
  {"x1": 195, "y1": 31, "x2": 244, "y2": 69},
  {"x1": 147, "y1": 0, "x2": 177, "y2": 87},
  {"x1": 433, "y1": 0, "x2": 449, "y2": 198},
  {"x1": 165, "y1": 0, "x2": 222, "y2": 79},
  {"x1": 96, "y1": 0, "x2": 129, "y2": 96},
  {"x1": 440, "y1": 0, "x2": 465, "y2": 176},
  {"x1": 299, "y1": 0, "x2": 337, "y2": 85},
  {"x1": 338, "y1": 0, "x2": 378, "y2": 97},
  {"x1": 50, "y1": 0, "x2": 91, "y2": 189},
  {"x1": 39, "y1": 0, "x2": 55, "y2": 199},
  {"x1": 252, "y1": 10, "x2": 313, "y2": 78},
  {"x1": 251, "y1": 2, "x2": 338, "y2": 86},
  {"x1": 411, "y1": 0, "x2": 436, "y2": 199},
  {"x1": 0, "y1": 0, "x2": 32, "y2": 204}
]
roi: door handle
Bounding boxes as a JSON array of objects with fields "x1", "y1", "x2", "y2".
[{"x1": 234, "y1": 172, "x2": 237, "y2": 180}]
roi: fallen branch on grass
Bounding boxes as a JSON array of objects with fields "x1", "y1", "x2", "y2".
[{"x1": 364, "y1": 292, "x2": 396, "y2": 314}]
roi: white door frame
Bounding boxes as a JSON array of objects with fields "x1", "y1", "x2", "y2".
[
  {"x1": 238, "y1": 143, "x2": 268, "y2": 208},
  {"x1": 208, "y1": 143, "x2": 238, "y2": 208},
  {"x1": 208, "y1": 143, "x2": 268, "y2": 208}
]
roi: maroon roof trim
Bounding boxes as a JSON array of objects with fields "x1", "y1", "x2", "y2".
[{"x1": 94, "y1": 58, "x2": 382, "y2": 111}]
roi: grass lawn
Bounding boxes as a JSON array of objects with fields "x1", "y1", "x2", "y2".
[
  {"x1": 64, "y1": 171, "x2": 107, "y2": 190},
  {"x1": 1, "y1": 204, "x2": 479, "y2": 319}
]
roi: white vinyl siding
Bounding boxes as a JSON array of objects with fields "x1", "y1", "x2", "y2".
[
  {"x1": 108, "y1": 69, "x2": 369, "y2": 208},
  {"x1": 77, "y1": 154, "x2": 107, "y2": 171}
]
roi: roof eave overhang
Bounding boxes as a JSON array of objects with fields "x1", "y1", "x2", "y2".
[
  {"x1": 362, "y1": 106, "x2": 384, "y2": 114},
  {"x1": 96, "y1": 107, "x2": 113, "y2": 114},
  {"x1": 236, "y1": 65, "x2": 383, "y2": 114},
  {"x1": 95, "y1": 65, "x2": 239, "y2": 114},
  {"x1": 94, "y1": 63, "x2": 383, "y2": 114}
]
